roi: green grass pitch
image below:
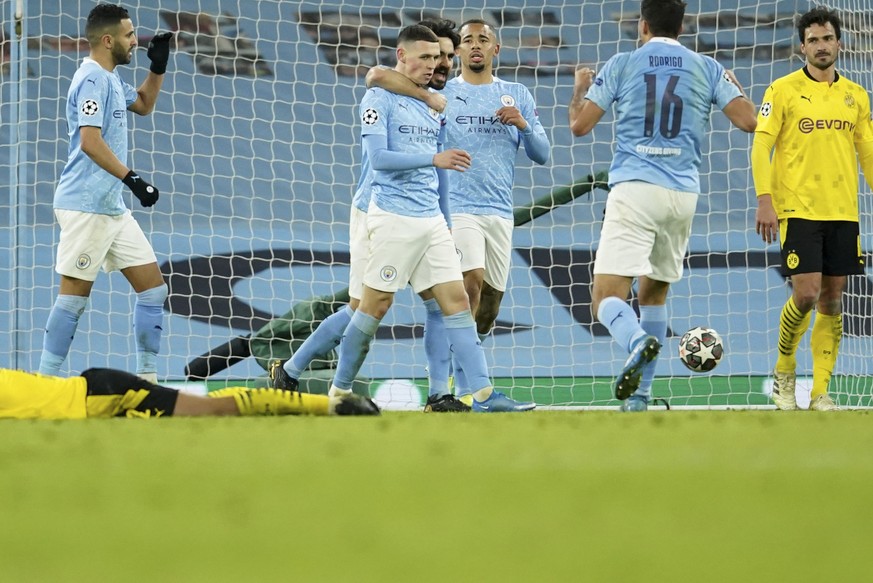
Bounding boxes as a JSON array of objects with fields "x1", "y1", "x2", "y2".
[{"x1": 1, "y1": 411, "x2": 870, "y2": 582}]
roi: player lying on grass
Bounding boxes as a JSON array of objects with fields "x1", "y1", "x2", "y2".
[{"x1": 0, "y1": 368, "x2": 379, "y2": 420}]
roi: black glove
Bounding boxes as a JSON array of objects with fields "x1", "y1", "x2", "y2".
[
  {"x1": 147, "y1": 32, "x2": 173, "y2": 75},
  {"x1": 122, "y1": 170, "x2": 159, "y2": 207}
]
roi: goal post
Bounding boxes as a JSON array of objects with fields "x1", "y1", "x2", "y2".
[{"x1": 2, "y1": 0, "x2": 873, "y2": 408}]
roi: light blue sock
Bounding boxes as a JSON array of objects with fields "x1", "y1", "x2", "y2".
[
  {"x1": 134, "y1": 284, "x2": 167, "y2": 375},
  {"x1": 423, "y1": 299, "x2": 450, "y2": 397},
  {"x1": 286, "y1": 305, "x2": 354, "y2": 379},
  {"x1": 636, "y1": 304, "x2": 668, "y2": 399},
  {"x1": 453, "y1": 356, "x2": 470, "y2": 397},
  {"x1": 39, "y1": 294, "x2": 88, "y2": 376},
  {"x1": 333, "y1": 310, "x2": 380, "y2": 390},
  {"x1": 444, "y1": 310, "x2": 490, "y2": 393},
  {"x1": 455, "y1": 332, "x2": 488, "y2": 397},
  {"x1": 597, "y1": 296, "x2": 646, "y2": 353}
]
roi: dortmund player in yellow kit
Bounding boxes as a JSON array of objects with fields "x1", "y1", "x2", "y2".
[
  {"x1": 0, "y1": 368, "x2": 379, "y2": 419},
  {"x1": 751, "y1": 6, "x2": 873, "y2": 411}
]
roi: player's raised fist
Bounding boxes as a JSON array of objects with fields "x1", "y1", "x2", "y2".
[
  {"x1": 147, "y1": 32, "x2": 173, "y2": 75},
  {"x1": 122, "y1": 170, "x2": 160, "y2": 207},
  {"x1": 574, "y1": 66, "x2": 595, "y2": 93}
]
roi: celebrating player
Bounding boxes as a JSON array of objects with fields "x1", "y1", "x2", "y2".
[
  {"x1": 439, "y1": 19, "x2": 550, "y2": 404},
  {"x1": 39, "y1": 4, "x2": 172, "y2": 382},
  {"x1": 568, "y1": 0, "x2": 756, "y2": 411},
  {"x1": 751, "y1": 6, "x2": 873, "y2": 411},
  {"x1": 329, "y1": 24, "x2": 532, "y2": 413},
  {"x1": 0, "y1": 367, "x2": 379, "y2": 420},
  {"x1": 270, "y1": 20, "x2": 470, "y2": 412},
  {"x1": 364, "y1": 19, "x2": 549, "y2": 410}
]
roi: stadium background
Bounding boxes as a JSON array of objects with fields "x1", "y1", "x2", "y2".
[{"x1": 2, "y1": 0, "x2": 872, "y2": 404}]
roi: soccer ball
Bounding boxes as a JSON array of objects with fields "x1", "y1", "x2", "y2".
[{"x1": 678, "y1": 326, "x2": 724, "y2": 372}]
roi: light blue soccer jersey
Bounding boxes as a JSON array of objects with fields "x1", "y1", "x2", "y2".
[
  {"x1": 442, "y1": 77, "x2": 546, "y2": 218},
  {"x1": 351, "y1": 150, "x2": 372, "y2": 212},
  {"x1": 586, "y1": 37, "x2": 741, "y2": 193},
  {"x1": 54, "y1": 58, "x2": 138, "y2": 215},
  {"x1": 359, "y1": 87, "x2": 444, "y2": 217}
]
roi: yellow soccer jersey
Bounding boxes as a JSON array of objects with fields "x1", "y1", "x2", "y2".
[
  {"x1": 754, "y1": 67, "x2": 873, "y2": 221},
  {"x1": 0, "y1": 369, "x2": 88, "y2": 420}
]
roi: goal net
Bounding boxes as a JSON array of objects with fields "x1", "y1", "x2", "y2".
[{"x1": 2, "y1": 0, "x2": 872, "y2": 409}]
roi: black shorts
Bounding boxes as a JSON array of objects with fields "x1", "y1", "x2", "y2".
[
  {"x1": 779, "y1": 218, "x2": 865, "y2": 276},
  {"x1": 81, "y1": 368, "x2": 179, "y2": 418}
]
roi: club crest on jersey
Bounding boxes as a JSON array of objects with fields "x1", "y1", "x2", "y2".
[
  {"x1": 760, "y1": 102, "x2": 772, "y2": 117},
  {"x1": 76, "y1": 254, "x2": 92, "y2": 269},
  {"x1": 500, "y1": 94, "x2": 515, "y2": 107},
  {"x1": 845, "y1": 93, "x2": 855, "y2": 108},
  {"x1": 429, "y1": 107, "x2": 439, "y2": 118},
  {"x1": 362, "y1": 108, "x2": 379, "y2": 125},
  {"x1": 786, "y1": 252, "x2": 800, "y2": 270},
  {"x1": 380, "y1": 265, "x2": 397, "y2": 282},
  {"x1": 81, "y1": 99, "x2": 99, "y2": 116}
]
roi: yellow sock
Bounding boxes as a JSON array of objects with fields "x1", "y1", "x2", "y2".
[
  {"x1": 472, "y1": 387, "x2": 493, "y2": 402},
  {"x1": 209, "y1": 387, "x2": 330, "y2": 416},
  {"x1": 775, "y1": 296, "x2": 811, "y2": 372},
  {"x1": 810, "y1": 313, "x2": 842, "y2": 399}
]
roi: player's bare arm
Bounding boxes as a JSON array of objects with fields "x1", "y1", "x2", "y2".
[
  {"x1": 568, "y1": 66, "x2": 604, "y2": 136},
  {"x1": 79, "y1": 126, "x2": 132, "y2": 180},
  {"x1": 365, "y1": 66, "x2": 447, "y2": 112},
  {"x1": 720, "y1": 71, "x2": 757, "y2": 133},
  {"x1": 433, "y1": 149, "x2": 471, "y2": 172},
  {"x1": 129, "y1": 32, "x2": 172, "y2": 115}
]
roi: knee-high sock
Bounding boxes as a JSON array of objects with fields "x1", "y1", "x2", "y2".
[
  {"x1": 453, "y1": 332, "x2": 487, "y2": 397},
  {"x1": 332, "y1": 310, "x2": 380, "y2": 390},
  {"x1": 597, "y1": 296, "x2": 645, "y2": 353},
  {"x1": 775, "y1": 296, "x2": 811, "y2": 373},
  {"x1": 134, "y1": 284, "x2": 168, "y2": 375},
  {"x1": 210, "y1": 387, "x2": 330, "y2": 416},
  {"x1": 39, "y1": 294, "x2": 88, "y2": 376},
  {"x1": 286, "y1": 305, "x2": 354, "y2": 379},
  {"x1": 636, "y1": 304, "x2": 668, "y2": 399},
  {"x1": 811, "y1": 312, "x2": 841, "y2": 399},
  {"x1": 444, "y1": 310, "x2": 490, "y2": 392},
  {"x1": 422, "y1": 299, "x2": 450, "y2": 397}
]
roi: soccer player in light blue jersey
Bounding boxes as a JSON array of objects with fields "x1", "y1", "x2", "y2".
[
  {"x1": 568, "y1": 0, "x2": 756, "y2": 411},
  {"x1": 38, "y1": 4, "x2": 173, "y2": 382},
  {"x1": 440, "y1": 19, "x2": 550, "y2": 405},
  {"x1": 364, "y1": 19, "x2": 548, "y2": 411},
  {"x1": 271, "y1": 20, "x2": 471, "y2": 412},
  {"x1": 328, "y1": 24, "x2": 534, "y2": 413}
]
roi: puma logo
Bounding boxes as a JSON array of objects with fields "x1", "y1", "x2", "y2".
[
  {"x1": 801, "y1": 95, "x2": 811, "y2": 102},
  {"x1": 455, "y1": 95, "x2": 468, "y2": 105}
]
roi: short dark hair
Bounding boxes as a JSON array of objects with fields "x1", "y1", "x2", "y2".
[
  {"x1": 85, "y1": 3, "x2": 130, "y2": 45},
  {"x1": 419, "y1": 19, "x2": 461, "y2": 49},
  {"x1": 397, "y1": 24, "x2": 439, "y2": 47},
  {"x1": 797, "y1": 6, "x2": 841, "y2": 43},
  {"x1": 459, "y1": 18, "x2": 498, "y2": 40},
  {"x1": 641, "y1": 0, "x2": 687, "y2": 38}
]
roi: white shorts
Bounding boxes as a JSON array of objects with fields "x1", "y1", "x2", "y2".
[
  {"x1": 592, "y1": 181, "x2": 698, "y2": 283},
  {"x1": 347, "y1": 206, "x2": 369, "y2": 300},
  {"x1": 452, "y1": 213, "x2": 513, "y2": 292},
  {"x1": 55, "y1": 209, "x2": 157, "y2": 281},
  {"x1": 364, "y1": 204, "x2": 462, "y2": 294}
]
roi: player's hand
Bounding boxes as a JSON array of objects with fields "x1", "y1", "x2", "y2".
[
  {"x1": 425, "y1": 92, "x2": 447, "y2": 113},
  {"x1": 147, "y1": 32, "x2": 173, "y2": 75},
  {"x1": 433, "y1": 149, "x2": 472, "y2": 172},
  {"x1": 496, "y1": 106, "x2": 527, "y2": 131},
  {"x1": 122, "y1": 170, "x2": 159, "y2": 207},
  {"x1": 574, "y1": 66, "x2": 595, "y2": 94},
  {"x1": 755, "y1": 194, "x2": 779, "y2": 244}
]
